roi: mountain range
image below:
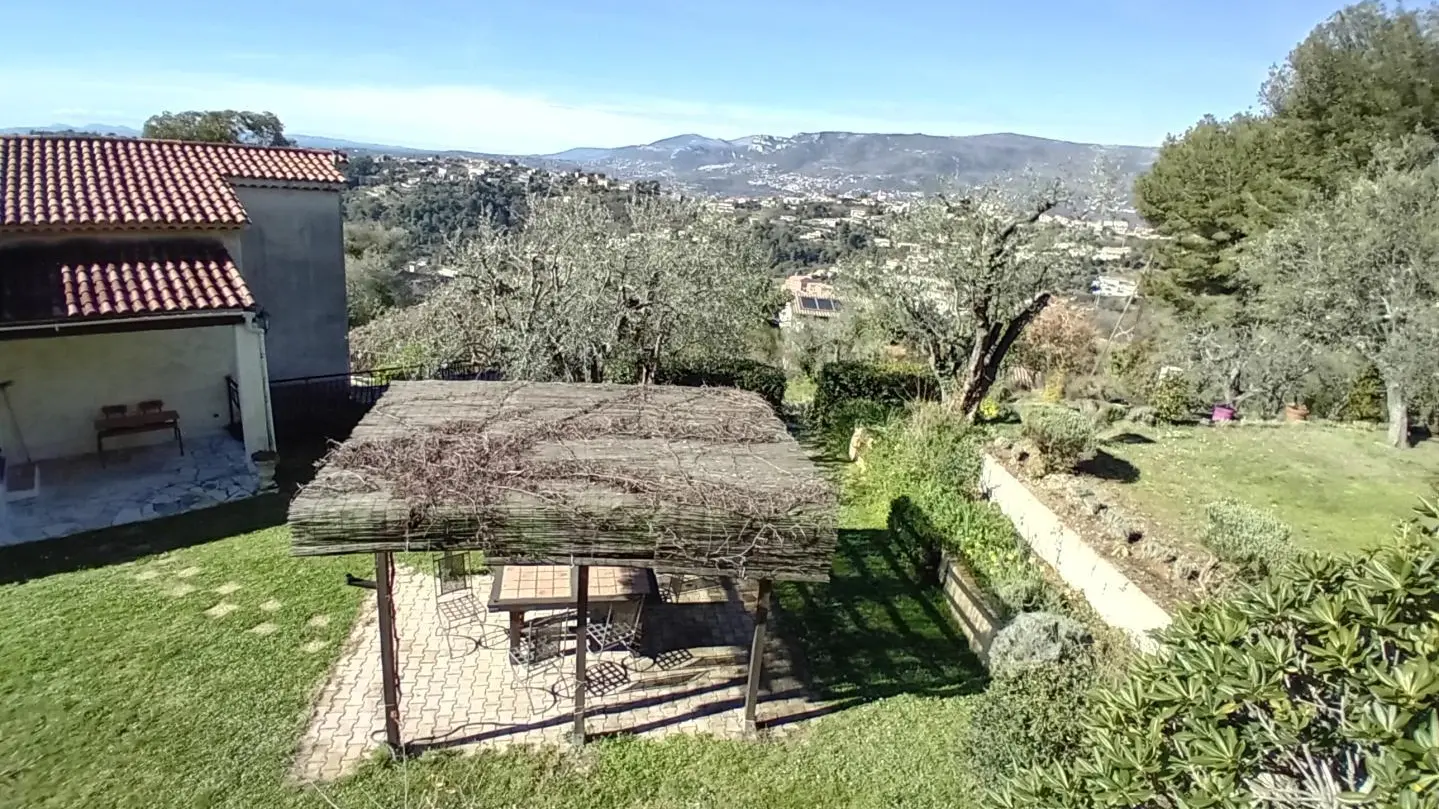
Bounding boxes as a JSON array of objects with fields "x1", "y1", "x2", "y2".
[{"x1": 2, "y1": 124, "x2": 1158, "y2": 200}]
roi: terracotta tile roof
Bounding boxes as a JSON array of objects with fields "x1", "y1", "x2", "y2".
[
  {"x1": 0, "y1": 240, "x2": 254, "y2": 325},
  {"x1": 0, "y1": 135, "x2": 346, "y2": 233}
]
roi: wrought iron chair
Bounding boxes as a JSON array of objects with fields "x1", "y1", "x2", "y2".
[
  {"x1": 656, "y1": 574, "x2": 727, "y2": 603},
  {"x1": 506, "y1": 616, "x2": 571, "y2": 715},
  {"x1": 586, "y1": 594, "x2": 646, "y2": 658},
  {"x1": 433, "y1": 552, "x2": 494, "y2": 654}
]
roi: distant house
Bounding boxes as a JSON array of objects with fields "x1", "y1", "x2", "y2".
[
  {"x1": 0, "y1": 135, "x2": 348, "y2": 542},
  {"x1": 779, "y1": 274, "x2": 844, "y2": 327}
]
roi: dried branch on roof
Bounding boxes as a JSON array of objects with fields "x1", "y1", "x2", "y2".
[{"x1": 288, "y1": 381, "x2": 838, "y2": 582}]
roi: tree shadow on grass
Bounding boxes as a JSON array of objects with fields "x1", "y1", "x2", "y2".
[
  {"x1": 1074, "y1": 449, "x2": 1141, "y2": 483},
  {"x1": 1105, "y1": 432, "x2": 1156, "y2": 445},
  {"x1": 773, "y1": 527, "x2": 986, "y2": 703},
  {"x1": 0, "y1": 495, "x2": 287, "y2": 586}
]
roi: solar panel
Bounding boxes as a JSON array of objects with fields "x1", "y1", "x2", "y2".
[
  {"x1": 814, "y1": 298, "x2": 835, "y2": 311},
  {"x1": 799, "y1": 297, "x2": 820, "y2": 310}
]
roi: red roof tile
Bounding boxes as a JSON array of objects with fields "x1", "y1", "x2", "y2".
[
  {"x1": 0, "y1": 136, "x2": 346, "y2": 232},
  {"x1": 0, "y1": 240, "x2": 254, "y2": 325}
]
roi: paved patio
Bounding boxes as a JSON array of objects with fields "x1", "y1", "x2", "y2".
[
  {"x1": 293, "y1": 563, "x2": 820, "y2": 781},
  {"x1": 0, "y1": 434, "x2": 258, "y2": 547}
]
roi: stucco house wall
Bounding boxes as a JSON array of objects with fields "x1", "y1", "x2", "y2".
[
  {"x1": 0, "y1": 327, "x2": 238, "y2": 460},
  {"x1": 232, "y1": 185, "x2": 348, "y2": 381}
]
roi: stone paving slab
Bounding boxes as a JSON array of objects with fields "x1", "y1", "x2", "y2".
[
  {"x1": 0, "y1": 435, "x2": 258, "y2": 547},
  {"x1": 291, "y1": 563, "x2": 821, "y2": 782}
]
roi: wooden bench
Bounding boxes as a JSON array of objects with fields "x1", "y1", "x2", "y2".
[{"x1": 95, "y1": 403, "x2": 184, "y2": 467}]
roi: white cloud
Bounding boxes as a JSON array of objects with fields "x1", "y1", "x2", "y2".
[{"x1": 0, "y1": 68, "x2": 1027, "y2": 153}]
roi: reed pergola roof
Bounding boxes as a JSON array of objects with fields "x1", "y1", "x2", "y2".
[{"x1": 288, "y1": 381, "x2": 838, "y2": 582}]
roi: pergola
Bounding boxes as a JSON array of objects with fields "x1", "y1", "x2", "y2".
[{"x1": 288, "y1": 380, "x2": 837, "y2": 749}]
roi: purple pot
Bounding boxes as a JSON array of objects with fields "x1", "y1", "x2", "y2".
[{"x1": 1212, "y1": 404, "x2": 1235, "y2": 422}]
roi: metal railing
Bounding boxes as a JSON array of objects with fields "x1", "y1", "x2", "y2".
[{"x1": 266, "y1": 363, "x2": 501, "y2": 448}]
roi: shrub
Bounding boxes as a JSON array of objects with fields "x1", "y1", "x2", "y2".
[
  {"x1": 998, "y1": 528, "x2": 1439, "y2": 809},
  {"x1": 978, "y1": 396, "x2": 1003, "y2": 422},
  {"x1": 963, "y1": 659, "x2": 1095, "y2": 781},
  {"x1": 1204, "y1": 499, "x2": 1296, "y2": 576},
  {"x1": 1040, "y1": 370, "x2": 1067, "y2": 404},
  {"x1": 1108, "y1": 341, "x2": 1157, "y2": 403},
  {"x1": 1340, "y1": 363, "x2": 1385, "y2": 422},
  {"x1": 862, "y1": 407, "x2": 1054, "y2": 616},
  {"x1": 656, "y1": 358, "x2": 786, "y2": 413},
  {"x1": 988, "y1": 611, "x2": 1093, "y2": 679},
  {"x1": 823, "y1": 398, "x2": 900, "y2": 458},
  {"x1": 1148, "y1": 370, "x2": 1196, "y2": 423},
  {"x1": 812, "y1": 361, "x2": 940, "y2": 427},
  {"x1": 1012, "y1": 299, "x2": 1100, "y2": 378},
  {"x1": 1020, "y1": 405, "x2": 1095, "y2": 476}
]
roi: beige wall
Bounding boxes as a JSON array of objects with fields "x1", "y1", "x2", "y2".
[
  {"x1": 0, "y1": 326, "x2": 238, "y2": 460},
  {"x1": 979, "y1": 455, "x2": 1171, "y2": 653}
]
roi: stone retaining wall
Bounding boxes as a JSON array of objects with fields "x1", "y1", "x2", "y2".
[
  {"x1": 979, "y1": 455, "x2": 1171, "y2": 652},
  {"x1": 937, "y1": 550, "x2": 1004, "y2": 662}
]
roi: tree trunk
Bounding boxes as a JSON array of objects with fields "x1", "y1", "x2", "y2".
[
  {"x1": 1386, "y1": 378, "x2": 1410, "y2": 449},
  {"x1": 954, "y1": 293, "x2": 1053, "y2": 420},
  {"x1": 1223, "y1": 364, "x2": 1242, "y2": 408}
]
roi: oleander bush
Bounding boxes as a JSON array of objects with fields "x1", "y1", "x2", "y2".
[{"x1": 997, "y1": 525, "x2": 1439, "y2": 808}]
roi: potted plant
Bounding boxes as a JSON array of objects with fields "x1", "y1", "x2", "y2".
[{"x1": 251, "y1": 449, "x2": 279, "y2": 491}]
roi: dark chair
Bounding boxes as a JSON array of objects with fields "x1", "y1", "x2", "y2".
[
  {"x1": 507, "y1": 618, "x2": 571, "y2": 714},
  {"x1": 433, "y1": 552, "x2": 491, "y2": 654},
  {"x1": 587, "y1": 595, "x2": 646, "y2": 658}
]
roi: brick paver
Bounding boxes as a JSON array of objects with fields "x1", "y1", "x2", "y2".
[{"x1": 291, "y1": 565, "x2": 820, "y2": 782}]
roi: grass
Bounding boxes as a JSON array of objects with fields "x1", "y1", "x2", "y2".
[
  {"x1": 0, "y1": 497, "x2": 364, "y2": 809},
  {"x1": 1088, "y1": 422, "x2": 1439, "y2": 555},
  {"x1": 775, "y1": 504, "x2": 984, "y2": 702},
  {"x1": 784, "y1": 374, "x2": 817, "y2": 405},
  {"x1": 318, "y1": 695, "x2": 978, "y2": 809},
  {"x1": 0, "y1": 473, "x2": 986, "y2": 808}
]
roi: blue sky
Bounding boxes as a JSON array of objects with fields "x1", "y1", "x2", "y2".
[{"x1": 1, "y1": 0, "x2": 1348, "y2": 153}]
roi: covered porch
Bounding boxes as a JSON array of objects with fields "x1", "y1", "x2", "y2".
[{"x1": 0, "y1": 240, "x2": 276, "y2": 545}]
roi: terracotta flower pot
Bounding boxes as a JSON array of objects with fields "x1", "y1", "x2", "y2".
[{"x1": 1284, "y1": 404, "x2": 1310, "y2": 423}]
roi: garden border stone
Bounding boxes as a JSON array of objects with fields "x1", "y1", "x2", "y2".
[{"x1": 979, "y1": 454, "x2": 1170, "y2": 652}]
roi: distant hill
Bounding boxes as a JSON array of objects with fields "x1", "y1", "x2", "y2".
[
  {"x1": 531, "y1": 131, "x2": 1158, "y2": 200},
  {"x1": 2, "y1": 124, "x2": 1156, "y2": 201}
]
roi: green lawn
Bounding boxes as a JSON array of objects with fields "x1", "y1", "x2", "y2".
[
  {"x1": 775, "y1": 504, "x2": 984, "y2": 703},
  {"x1": 0, "y1": 485, "x2": 984, "y2": 808},
  {"x1": 0, "y1": 497, "x2": 363, "y2": 809},
  {"x1": 1089, "y1": 423, "x2": 1439, "y2": 555}
]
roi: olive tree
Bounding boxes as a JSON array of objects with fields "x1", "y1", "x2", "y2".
[
  {"x1": 840, "y1": 180, "x2": 1093, "y2": 418},
  {"x1": 1243, "y1": 142, "x2": 1439, "y2": 447},
  {"x1": 351, "y1": 193, "x2": 776, "y2": 381}
]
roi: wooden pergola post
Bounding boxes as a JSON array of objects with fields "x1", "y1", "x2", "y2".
[
  {"x1": 743, "y1": 578, "x2": 773, "y2": 735},
  {"x1": 374, "y1": 551, "x2": 403, "y2": 753},
  {"x1": 572, "y1": 564, "x2": 589, "y2": 747}
]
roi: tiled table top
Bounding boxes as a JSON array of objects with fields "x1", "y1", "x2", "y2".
[{"x1": 489, "y1": 565, "x2": 652, "y2": 609}]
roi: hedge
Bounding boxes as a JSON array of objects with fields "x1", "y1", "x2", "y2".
[
  {"x1": 812, "y1": 362, "x2": 940, "y2": 426},
  {"x1": 656, "y1": 359, "x2": 787, "y2": 413}
]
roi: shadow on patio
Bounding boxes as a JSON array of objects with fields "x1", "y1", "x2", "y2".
[
  {"x1": 773, "y1": 527, "x2": 986, "y2": 703},
  {"x1": 0, "y1": 494, "x2": 288, "y2": 586}
]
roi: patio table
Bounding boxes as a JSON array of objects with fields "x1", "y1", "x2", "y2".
[{"x1": 488, "y1": 565, "x2": 654, "y2": 651}]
